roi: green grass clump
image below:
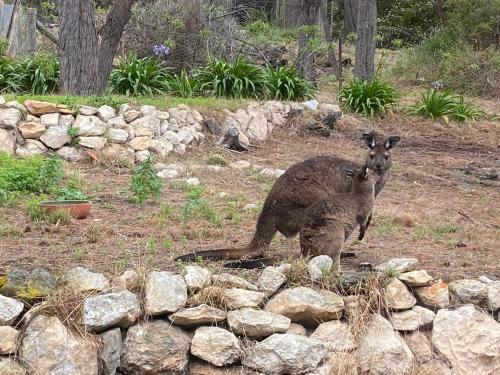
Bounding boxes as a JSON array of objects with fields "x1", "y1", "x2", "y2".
[
  {"x1": 181, "y1": 186, "x2": 222, "y2": 227},
  {"x1": 207, "y1": 154, "x2": 227, "y2": 166},
  {"x1": 264, "y1": 65, "x2": 315, "y2": 100},
  {"x1": 130, "y1": 157, "x2": 162, "y2": 204}
]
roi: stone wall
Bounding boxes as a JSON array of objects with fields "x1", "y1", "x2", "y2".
[{"x1": 0, "y1": 257, "x2": 499, "y2": 375}]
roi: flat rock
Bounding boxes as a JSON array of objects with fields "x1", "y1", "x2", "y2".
[
  {"x1": 212, "y1": 273, "x2": 258, "y2": 291},
  {"x1": 107, "y1": 128, "x2": 129, "y2": 144},
  {"x1": 224, "y1": 288, "x2": 265, "y2": 309},
  {"x1": 73, "y1": 115, "x2": 106, "y2": 136},
  {"x1": 20, "y1": 315, "x2": 98, "y2": 375},
  {"x1": 78, "y1": 136, "x2": 107, "y2": 150},
  {"x1": 358, "y1": 314, "x2": 414, "y2": 375},
  {"x1": 310, "y1": 320, "x2": 356, "y2": 352},
  {"x1": 229, "y1": 160, "x2": 252, "y2": 170},
  {"x1": 450, "y1": 279, "x2": 488, "y2": 305},
  {"x1": 97, "y1": 105, "x2": 116, "y2": 122},
  {"x1": 375, "y1": 258, "x2": 419, "y2": 273},
  {"x1": 385, "y1": 278, "x2": 417, "y2": 310},
  {"x1": 83, "y1": 290, "x2": 140, "y2": 332},
  {"x1": 57, "y1": 146, "x2": 84, "y2": 162},
  {"x1": 191, "y1": 326, "x2": 241, "y2": 367},
  {"x1": 266, "y1": 287, "x2": 344, "y2": 326},
  {"x1": 121, "y1": 320, "x2": 191, "y2": 375},
  {"x1": 227, "y1": 308, "x2": 290, "y2": 338},
  {"x1": 432, "y1": 305, "x2": 500, "y2": 375},
  {"x1": 107, "y1": 115, "x2": 127, "y2": 128},
  {"x1": 79, "y1": 105, "x2": 98, "y2": 116},
  {"x1": 415, "y1": 281, "x2": 450, "y2": 310},
  {"x1": 0, "y1": 108, "x2": 22, "y2": 129},
  {"x1": 0, "y1": 268, "x2": 56, "y2": 299},
  {"x1": 0, "y1": 358, "x2": 27, "y2": 375},
  {"x1": 404, "y1": 331, "x2": 433, "y2": 362},
  {"x1": 24, "y1": 100, "x2": 73, "y2": 116},
  {"x1": 184, "y1": 266, "x2": 211, "y2": 291},
  {"x1": 243, "y1": 333, "x2": 326, "y2": 374},
  {"x1": 40, "y1": 113, "x2": 60, "y2": 127},
  {"x1": 169, "y1": 304, "x2": 226, "y2": 327},
  {"x1": 111, "y1": 270, "x2": 138, "y2": 292},
  {"x1": 99, "y1": 328, "x2": 122, "y2": 375},
  {"x1": 40, "y1": 125, "x2": 71, "y2": 149},
  {"x1": 0, "y1": 326, "x2": 20, "y2": 354},
  {"x1": 0, "y1": 129, "x2": 15, "y2": 153},
  {"x1": 66, "y1": 266, "x2": 110, "y2": 293},
  {"x1": 163, "y1": 130, "x2": 181, "y2": 145},
  {"x1": 145, "y1": 271, "x2": 187, "y2": 315},
  {"x1": 398, "y1": 270, "x2": 433, "y2": 286},
  {"x1": 15, "y1": 140, "x2": 47, "y2": 157},
  {"x1": 390, "y1": 306, "x2": 435, "y2": 331},
  {"x1": 257, "y1": 266, "x2": 287, "y2": 297},
  {"x1": 129, "y1": 136, "x2": 151, "y2": 151},
  {"x1": 308, "y1": 255, "x2": 333, "y2": 280},
  {"x1": 131, "y1": 115, "x2": 160, "y2": 136},
  {"x1": 19, "y1": 122, "x2": 45, "y2": 139}
]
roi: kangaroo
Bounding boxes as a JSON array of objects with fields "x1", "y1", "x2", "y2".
[
  {"x1": 300, "y1": 165, "x2": 375, "y2": 272},
  {"x1": 175, "y1": 131, "x2": 400, "y2": 262}
]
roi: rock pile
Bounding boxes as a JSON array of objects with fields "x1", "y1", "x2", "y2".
[{"x1": 0, "y1": 257, "x2": 498, "y2": 375}]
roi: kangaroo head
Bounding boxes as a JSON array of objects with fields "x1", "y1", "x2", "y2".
[{"x1": 363, "y1": 131, "x2": 400, "y2": 173}]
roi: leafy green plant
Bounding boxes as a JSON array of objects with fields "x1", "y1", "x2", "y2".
[
  {"x1": 181, "y1": 186, "x2": 222, "y2": 227},
  {"x1": 166, "y1": 70, "x2": 200, "y2": 98},
  {"x1": 0, "y1": 37, "x2": 9, "y2": 56},
  {"x1": 87, "y1": 95, "x2": 125, "y2": 108},
  {"x1": 450, "y1": 96, "x2": 484, "y2": 122},
  {"x1": 130, "y1": 157, "x2": 162, "y2": 204},
  {"x1": 196, "y1": 57, "x2": 267, "y2": 99},
  {"x1": 0, "y1": 152, "x2": 44, "y2": 199},
  {"x1": 338, "y1": 77, "x2": 399, "y2": 117},
  {"x1": 38, "y1": 154, "x2": 64, "y2": 194},
  {"x1": 55, "y1": 188, "x2": 88, "y2": 201},
  {"x1": 109, "y1": 53, "x2": 170, "y2": 96},
  {"x1": 264, "y1": 65, "x2": 315, "y2": 100}
]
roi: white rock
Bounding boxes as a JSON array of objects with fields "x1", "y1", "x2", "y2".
[
  {"x1": 97, "y1": 105, "x2": 116, "y2": 122},
  {"x1": 99, "y1": 328, "x2": 122, "y2": 375},
  {"x1": 149, "y1": 138, "x2": 173, "y2": 159},
  {"x1": 135, "y1": 150, "x2": 151, "y2": 162},
  {"x1": 66, "y1": 266, "x2": 110, "y2": 293},
  {"x1": 140, "y1": 105, "x2": 157, "y2": 117},
  {"x1": 0, "y1": 96, "x2": 5, "y2": 105},
  {"x1": 224, "y1": 288, "x2": 265, "y2": 309},
  {"x1": 169, "y1": 304, "x2": 226, "y2": 328},
  {"x1": 0, "y1": 108, "x2": 22, "y2": 129},
  {"x1": 123, "y1": 110, "x2": 141, "y2": 123},
  {"x1": 59, "y1": 114, "x2": 75, "y2": 127},
  {"x1": 118, "y1": 103, "x2": 132, "y2": 115},
  {"x1": 212, "y1": 273, "x2": 258, "y2": 290},
  {"x1": 0, "y1": 129, "x2": 15, "y2": 153},
  {"x1": 79, "y1": 105, "x2": 98, "y2": 116},
  {"x1": 163, "y1": 130, "x2": 181, "y2": 145},
  {"x1": 358, "y1": 314, "x2": 414, "y2": 375},
  {"x1": 308, "y1": 255, "x2": 334, "y2": 280},
  {"x1": 20, "y1": 315, "x2": 98, "y2": 375},
  {"x1": 229, "y1": 160, "x2": 252, "y2": 170},
  {"x1": 0, "y1": 357, "x2": 26, "y2": 374},
  {"x1": 19, "y1": 122, "x2": 45, "y2": 139},
  {"x1": 174, "y1": 143, "x2": 186, "y2": 155},
  {"x1": 111, "y1": 270, "x2": 138, "y2": 292},
  {"x1": 310, "y1": 320, "x2": 356, "y2": 352},
  {"x1": 107, "y1": 128, "x2": 129, "y2": 144},
  {"x1": 40, "y1": 125, "x2": 71, "y2": 149},
  {"x1": 73, "y1": 115, "x2": 106, "y2": 136},
  {"x1": 243, "y1": 333, "x2": 326, "y2": 374},
  {"x1": 107, "y1": 115, "x2": 127, "y2": 128},
  {"x1": 131, "y1": 115, "x2": 160, "y2": 137},
  {"x1": 398, "y1": 270, "x2": 433, "y2": 286},
  {"x1": 450, "y1": 279, "x2": 488, "y2": 305},
  {"x1": 185, "y1": 177, "x2": 200, "y2": 187},
  {"x1": 26, "y1": 114, "x2": 40, "y2": 123},
  {"x1": 404, "y1": 331, "x2": 433, "y2": 362},
  {"x1": 384, "y1": 278, "x2": 417, "y2": 310},
  {"x1": 318, "y1": 103, "x2": 342, "y2": 114},
  {"x1": 227, "y1": 308, "x2": 291, "y2": 338},
  {"x1": 287, "y1": 323, "x2": 307, "y2": 336},
  {"x1": 191, "y1": 327, "x2": 241, "y2": 367},
  {"x1": 390, "y1": 306, "x2": 436, "y2": 331},
  {"x1": 245, "y1": 106, "x2": 268, "y2": 141},
  {"x1": 302, "y1": 100, "x2": 320, "y2": 111},
  {"x1": 129, "y1": 136, "x2": 151, "y2": 151},
  {"x1": 83, "y1": 290, "x2": 141, "y2": 332},
  {"x1": 178, "y1": 127, "x2": 196, "y2": 144},
  {"x1": 415, "y1": 281, "x2": 450, "y2": 310},
  {"x1": 418, "y1": 360, "x2": 452, "y2": 375},
  {"x1": 375, "y1": 258, "x2": 419, "y2": 273},
  {"x1": 0, "y1": 326, "x2": 20, "y2": 354},
  {"x1": 57, "y1": 146, "x2": 84, "y2": 162},
  {"x1": 0, "y1": 294, "x2": 24, "y2": 325},
  {"x1": 487, "y1": 281, "x2": 500, "y2": 311},
  {"x1": 78, "y1": 136, "x2": 107, "y2": 150},
  {"x1": 145, "y1": 271, "x2": 187, "y2": 315},
  {"x1": 432, "y1": 305, "x2": 500, "y2": 375},
  {"x1": 167, "y1": 118, "x2": 179, "y2": 131},
  {"x1": 40, "y1": 113, "x2": 60, "y2": 127},
  {"x1": 155, "y1": 110, "x2": 170, "y2": 120},
  {"x1": 184, "y1": 265, "x2": 211, "y2": 291},
  {"x1": 15, "y1": 140, "x2": 47, "y2": 157}
]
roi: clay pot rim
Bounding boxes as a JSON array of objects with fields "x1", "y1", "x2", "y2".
[{"x1": 39, "y1": 200, "x2": 92, "y2": 206}]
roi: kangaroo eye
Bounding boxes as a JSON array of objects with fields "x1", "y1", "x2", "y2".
[{"x1": 384, "y1": 154, "x2": 389, "y2": 159}]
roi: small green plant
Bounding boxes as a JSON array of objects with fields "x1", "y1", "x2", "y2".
[
  {"x1": 0, "y1": 37, "x2": 9, "y2": 56},
  {"x1": 27, "y1": 198, "x2": 72, "y2": 225},
  {"x1": 38, "y1": 154, "x2": 64, "y2": 193},
  {"x1": 264, "y1": 65, "x2": 315, "y2": 100},
  {"x1": 146, "y1": 238, "x2": 158, "y2": 254},
  {"x1": 130, "y1": 157, "x2": 163, "y2": 204},
  {"x1": 181, "y1": 186, "x2": 222, "y2": 227},
  {"x1": 87, "y1": 95, "x2": 125, "y2": 108},
  {"x1": 166, "y1": 70, "x2": 200, "y2": 98},
  {"x1": 207, "y1": 154, "x2": 227, "y2": 166},
  {"x1": 338, "y1": 77, "x2": 399, "y2": 117},
  {"x1": 409, "y1": 89, "x2": 457, "y2": 123},
  {"x1": 449, "y1": 96, "x2": 484, "y2": 123}
]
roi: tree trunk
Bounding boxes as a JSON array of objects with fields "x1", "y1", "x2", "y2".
[
  {"x1": 353, "y1": 0, "x2": 376, "y2": 81},
  {"x1": 58, "y1": 0, "x2": 99, "y2": 95},
  {"x1": 96, "y1": 0, "x2": 135, "y2": 93},
  {"x1": 296, "y1": 0, "x2": 321, "y2": 83},
  {"x1": 343, "y1": 0, "x2": 357, "y2": 36}
]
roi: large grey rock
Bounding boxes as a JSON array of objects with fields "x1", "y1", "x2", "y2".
[
  {"x1": 169, "y1": 304, "x2": 226, "y2": 328},
  {"x1": 107, "y1": 128, "x2": 129, "y2": 144},
  {"x1": 99, "y1": 328, "x2": 122, "y2": 375},
  {"x1": 0, "y1": 358, "x2": 27, "y2": 375},
  {"x1": 107, "y1": 115, "x2": 127, "y2": 128},
  {"x1": 40, "y1": 113, "x2": 60, "y2": 127},
  {"x1": 0, "y1": 129, "x2": 16, "y2": 153},
  {"x1": 224, "y1": 288, "x2": 265, "y2": 309},
  {"x1": 191, "y1": 327, "x2": 241, "y2": 367},
  {"x1": 257, "y1": 266, "x2": 287, "y2": 297},
  {"x1": 212, "y1": 273, "x2": 258, "y2": 291},
  {"x1": 59, "y1": 114, "x2": 75, "y2": 127},
  {"x1": 310, "y1": 320, "x2": 356, "y2": 352},
  {"x1": 375, "y1": 258, "x2": 419, "y2": 273},
  {"x1": 415, "y1": 281, "x2": 450, "y2": 310},
  {"x1": 130, "y1": 116, "x2": 160, "y2": 137},
  {"x1": 66, "y1": 266, "x2": 110, "y2": 293},
  {"x1": 266, "y1": 287, "x2": 344, "y2": 326},
  {"x1": 121, "y1": 320, "x2": 191, "y2": 375},
  {"x1": 73, "y1": 115, "x2": 106, "y2": 136},
  {"x1": 308, "y1": 255, "x2": 333, "y2": 280},
  {"x1": 184, "y1": 266, "x2": 211, "y2": 291},
  {"x1": 57, "y1": 146, "x2": 84, "y2": 162},
  {"x1": 83, "y1": 290, "x2": 140, "y2": 332},
  {"x1": 432, "y1": 304, "x2": 500, "y2": 375},
  {"x1": 177, "y1": 127, "x2": 196, "y2": 144},
  {"x1": 227, "y1": 308, "x2": 291, "y2": 338},
  {"x1": 149, "y1": 137, "x2": 173, "y2": 159},
  {"x1": 0, "y1": 268, "x2": 56, "y2": 299},
  {"x1": 40, "y1": 125, "x2": 71, "y2": 149},
  {"x1": 404, "y1": 331, "x2": 433, "y2": 362},
  {"x1": 15, "y1": 140, "x2": 47, "y2": 157},
  {"x1": 398, "y1": 270, "x2": 433, "y2": 286},
  {"x1": 79, "y1": 105, "x2": 98, "y2": 116},
  {"x1": 243, "y1": 333, "x2": 326, "y2": 374},
  {"x1": 19, "y1": 122, "x2": 45, "y2": 139},
  {"x1": 20, "y1": 315, "x2": 99, "y2": 375},
  {"x1": 0, "y1": 326, "x2": 20, "y2": 354},
  {"x1": 78, "y1": 136, "x2": 107, "y2": 150},
  {"x1": 97, "y1": 105, "x2": 116, "y2": 122},
  {"x1": 0, "y1": 108, "x2": 22, "y2": 129},
  {"x1": 390, "y1": 306, "x2": 435, "y2": 331},
  {"x1": 450, "y1": 279, "x2": 488, "y2": 305},
  {"x1": 358, "y1": 314, "x2": 414, "y2": 375},
  {"x1": 163, "y1": 130, "x2": 181, "y2": 145},
  {"x1": 145, "y1": 271, "x2": 187, "y2": 315},
  {"x1": 384, "y1": 278, "x2": 417, "y2": 310}
]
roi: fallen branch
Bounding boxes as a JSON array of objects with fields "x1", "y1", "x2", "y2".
[{"x1": 36, "y1": 20, "x2": 59, "y2": 45}]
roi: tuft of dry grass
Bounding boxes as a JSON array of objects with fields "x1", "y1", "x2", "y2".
[{"x1": 187, "y1": 286, "x2": 228, "y2": 310}]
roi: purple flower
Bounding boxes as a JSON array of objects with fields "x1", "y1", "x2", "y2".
[{"x1": 153, "y1": 44, "x2": 170, "y2": 57}]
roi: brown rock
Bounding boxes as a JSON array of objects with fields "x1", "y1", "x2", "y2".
[
  {"x1": 415, "y1": 281, "x2": 450, "y2": 310},
  {"x1": 19, "y1": 122, "x2": 45, "y2": 139},
  {"x1": 24, "y1": 100, "x2": 74, "y2": 116}
]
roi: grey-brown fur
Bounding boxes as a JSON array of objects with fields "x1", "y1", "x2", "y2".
[
  {"x1": 300, "y1": 165, "x2": 375, "y2": 272},
  {"x1": 175, "y1": 131, "x2": 400, "y2": 263}
]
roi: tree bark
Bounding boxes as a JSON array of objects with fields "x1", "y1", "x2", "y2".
[
  {"x1": 58, "y1": 0, "x2": 99, "y2": 95},
  {"x1": 296, "y1": 0, "x2": 321, "y2": 83},
  {"x1": 353, "y1": 0, "x2": 376, "y2": 81},
  {"x1": 344, "y1": 0, "x2": 357, "y2": 36}
]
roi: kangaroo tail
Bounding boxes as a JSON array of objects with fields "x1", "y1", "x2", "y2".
[{"x1": 174, "y1": 247, "x2": 255, "y2": 262}]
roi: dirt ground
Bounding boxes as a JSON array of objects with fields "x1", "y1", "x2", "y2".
[{"x1": 0, "y1": 110, "x2": 498, "y2": 281}]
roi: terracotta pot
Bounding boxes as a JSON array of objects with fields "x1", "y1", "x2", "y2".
[{"x1": 39, "y1": 200, "x2": 92, "y2": 219}]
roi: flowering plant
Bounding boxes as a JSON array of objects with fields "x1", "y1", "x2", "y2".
[{"x1": 152, "y1": 44, "x2": 170, "y2": 58}]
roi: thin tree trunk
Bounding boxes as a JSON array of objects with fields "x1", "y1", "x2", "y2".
[
  {"x1": 343, "y1": 0, "x2": 357, "y2": 36},
  {"x1": 296, "y1": 0, "x2": 321, "y2": 83},
  {"x1": 353, "y1": 0, "x2": 376, "y2": 81},
  {"x1": 58, "y1": 0, "x2": 98, "y2": 95}
]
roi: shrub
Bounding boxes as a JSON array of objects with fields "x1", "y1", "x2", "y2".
[
  {"x1": 338, "y1": 77, "x2": 399, "y2": 117},
  {"x1": 196, "y1": 57, "x2": 267, "y2": 99},
  {"x1": 264, "y1": 65, "x2": 315, "y2": 100},
  {"x1": 130, "y1": 157, "x2": 162, "y2": 204},
  {"x1": 166, "y1": 70, "x2": 200, "y2": 98},
  {"x1": 109, "y1": 53, "x2": 170, "y2": 96},
  {"x1": 0, "y1": 57, "x2": 28, "y2": 93},
  {"x1": 450, "y1": 96, "x2": 484, "y2": 123}
]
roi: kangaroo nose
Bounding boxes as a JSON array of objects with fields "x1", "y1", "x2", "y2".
[{"x1": 375, "y1": 163, "x2": 383, "y2": 170}]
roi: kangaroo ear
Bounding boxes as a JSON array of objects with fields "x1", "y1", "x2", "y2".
[
  {"x1": 360, "y1": 165, "x2": 369, "y2": 179},
  {"x1": 384, "y1": 136, "x2": 401, "y2": 150},
  {"x1": 362, "y1": 131, "x2": 376, "y2": 149}
]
